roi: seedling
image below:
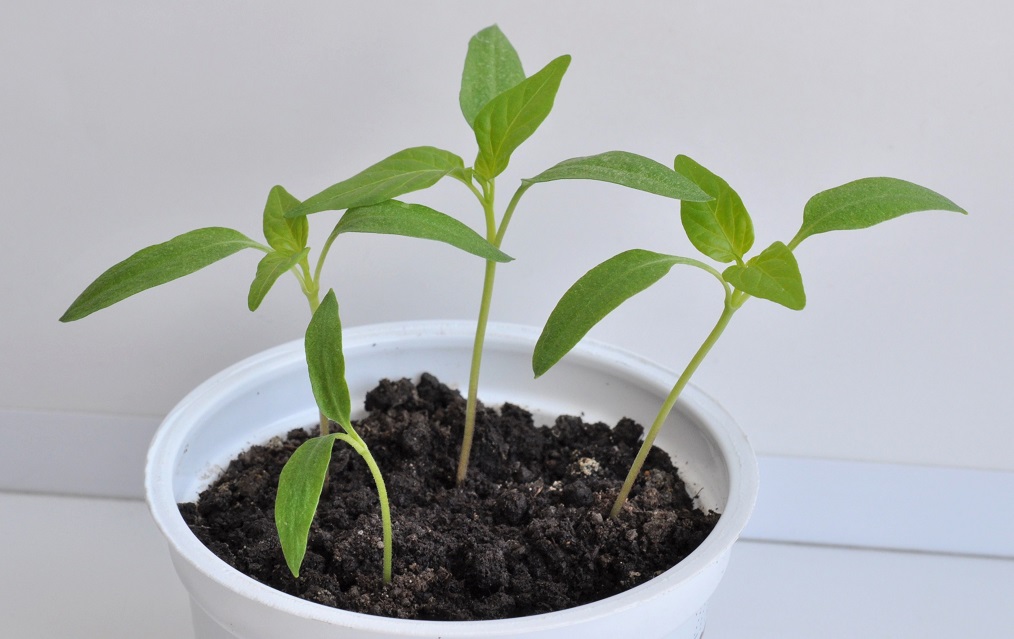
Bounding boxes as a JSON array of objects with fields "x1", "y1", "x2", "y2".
[
  {"x1": 283, "y1": 25, "x2": 712, "y2": 485},
  {"x1": 60, "y1": 181, "x2": 510, "y2": 582},
  {"x1": 533, "y1": 155, "x2": 966, "y2": 518}
]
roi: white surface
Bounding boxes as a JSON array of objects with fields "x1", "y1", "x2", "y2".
[
  {"x1": 2, "y1": 492, "x2": 1011, "y2": 639},
  {"x1": 2, "y1": 1, "x2": 1010, "y2": 473}
]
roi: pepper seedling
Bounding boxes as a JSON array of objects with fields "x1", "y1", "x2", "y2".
[
  {"x1": 283, "y1": 25, "x2": 712, "y2": 485},
  {"x1": 533, "y1": 155, "x2": 966, "y2": 518}
]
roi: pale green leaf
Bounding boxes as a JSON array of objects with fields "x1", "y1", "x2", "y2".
[
  {"x1": 460, "y1": 25, "x2": 525, "y2": 127},
  {"x1": 793, "y1": 177, "x2": 967, "y2": 246},
  {"x1": 524, "y1": 151, "x2": 711, "y2": 201},
  {"x1": 305, "y1": 289, "x2": 351, "y2": 428},
  {"x1": 247, "y1": 248, "x2": 310, "y2": 311},
  {"x1": 723, "y1": 241, "x2": 805, "y2": 310},
  {"x1": 674, "y1": 155, "x2": 754, "y2": 263},
  {"x1": 60, "y1": 227, "x2": 260, "y2": 322},
  {"x1": 473, "y1": 55, "x2": 571, "y2": 180},
  {"x1": 534, "y1": 249, "x2": 702, "y2": 376},
  {"x1": 289, "y1": 147, "x2": 465, "y2": 217},
  {"x1": 263, "y1": 185, "x2": 308, "y2": 253},
  {"x1": 337, "y1": 200, "x2": 513, "y2": 262},
  {"x1": 275, "y1": 433, "x2": 339, "y2": 577}
]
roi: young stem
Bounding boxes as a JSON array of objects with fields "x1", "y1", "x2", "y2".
[
  {"x1": 609, "y1": 301, "x2": 739, "y2": 519},
  {"x1": 352, "y1": 437, "x2": 393, "y2": 584}
]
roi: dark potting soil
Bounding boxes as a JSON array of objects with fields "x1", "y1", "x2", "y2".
[{"x1": 179, "y1": 373, "x2": 719, "y2": 621}]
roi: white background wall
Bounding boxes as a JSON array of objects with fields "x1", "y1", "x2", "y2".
[{"x1": 3, "y1": 0, "x2": 1011, "y2": 473}]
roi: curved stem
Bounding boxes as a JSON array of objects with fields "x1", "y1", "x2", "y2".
[
  {"x1": 352, "y1": 438, "x2": 393, "y2": 584},
  {"x1": 609, "y1": 301, "x2": 739, "y2": 518},
  {"x1": 494, "y1": 182, "x2": 532, "y2": 247},
  {"x1": 313, "y1": 221, "x2": 343, "y2": 287}
]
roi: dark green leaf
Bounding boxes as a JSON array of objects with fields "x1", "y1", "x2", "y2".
[
  {"x1": 460, "y1": 25, "x2": 526, "y2": 128},
  {"x1": 247, "y1": 248, "x2": 310, "y2": 311},
  {"x1": 60, "y1": 227, "x2": 260, "y2": 322},
  {"x1": 534, "y1": 249, "x2": 696, "y2": 376},
  {"x1": 337, "y1": 200, "x2": 513, "y2": 262},
  {"x1": 524, "y1": 151, "x2": 711, "y2": 201},
  {"x1": 473, "y1": 55, "x2": 571, "y2": 180},
  {"x1": 674, "y1": 155, "x2": 754, "y2": 263},
  {"x1": 305, "y1": 289, "x2": 352, "y2": 428},
  {"x1": 723, "y1": 241, "x2": 805, "y2": 310},
  {"x1": 288, "y1": 147, "x2": 465, "y2": 217},
  {"x1": 275, "y1": 433, "x2": 338, "y2": 577},
  {"x1": 263, "y1": 185, "x2": 308, "y2": 253},
  {"x1": 794, "y1": 177, "x2": 966, "y2": 245}
]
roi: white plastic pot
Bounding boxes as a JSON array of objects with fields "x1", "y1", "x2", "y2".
[{"x1": 146, "y1": 321, "x2": 758, "y2": 639}]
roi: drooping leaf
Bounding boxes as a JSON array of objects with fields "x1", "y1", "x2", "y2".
[
  {"x1": 460, "y1": 25, "x2": 526, "y2": 128},
  {"x1": 473, "y1": 55, "x2": 571, "y2": 180},
  {"x1": 674, "y1": 155, "x2": 754, "y2": 263},
  {"x1": 60, "y1": 227, "x2": 260, "y2": 322},
  {"x1": 336, "y1": 200, "x2": 513, "y2": 262},
  {"x1": 247, "y1": 248, "x2": 310, "y2": 311},
  {"x1": 288, "y1": 147, "x2": 465, "y2": 218},
  {"x1": 534, "y1": 249, "x2": 700, "y2": 377},
  {"x1": 275, "y1": 433, "x2": 339, "y2": 577},
  {"x1": 305, "y1": 289, "x2": 351, "y2": 428},
  {"x1": 793, "y1": 177, "x2": 966, "y2": 246},
  {"x1": 262, "y1": 185, "x2": 308, "y2": 253},
  {"x1": 524, "y1": 151, "x2": 711, "y2": 201},
  {"x1": 723, "y1": 241, "x2": 805, "y2": 310}
]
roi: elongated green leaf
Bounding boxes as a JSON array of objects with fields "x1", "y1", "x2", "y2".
[
  {"x1": 535, "y1": 249, "x2": 699, "y2": 376},
  {"x1": 460, "y1": 25, "x2": 525, "y2": 128},
  {"x1": 263, "y1": 185, "x2": 308, "y2": 253},
  {"x1": 247, "y1": 248, "x2": 310, "y2": 311},
  {"x1": 473, "y1": 55, "x2": 571, "y2": 180},
  {"x1": 674, "y1": 155, "x2": 754, "y2": 263},
  {"x1": 793, "y1": 177, "x2": 966, "y2": 246},
  {"x1": 723, "y1": 241, "x2": 805, "y2": 310},
  {"x1": 60, "y1": 228, "x2": 260, "y2": 322},
  {"x1": 524, "y1": 151, "x2": 711, "y2": 201},
  {"x1": 305, "y1": 289, "x2": 352, "y2": 428},
  {"x1": 276, "y1": 433, "x2": 339, "y2": 577},
  {"x1": 288, "y1": 147, "x2": 465, "y2": 218},
  {"x1": 337, "y1": 200, "x2": 513, "y2": 262}
]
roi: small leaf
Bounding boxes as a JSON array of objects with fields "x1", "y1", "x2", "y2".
[
  {"x1": 263, "y1": 185, "x2": 308, "y2": 253},
  {"x1": 674, "y1": 155, "x2": 754, "y2": 263},
  {"x1": 305, "y1": 289, "x2": 352, "y2": 428},
  {"x1": 473, "y1": 55, "x2": 571, "y2": 180},
  {"x1": 60, "y1": 227, "x2": 260, "y2": 322},
  {"x1": 276, "y1": 433, "x2": 339, "y2": 577},
  {"x1": 723, "y1": 242, "x2": 805, "y2": 310},
  {"x1": 288, "y1": 147, "x2": 465, "y2": 218},
  {"x1": 524, "y1": 151, "x2": 711, "y2": 201},
  {"x1": 460, "y1": 25, "x2": 526, "y2": 128},
  {"x1": 336, "y1": 200, "x2": 513, "y2": 262},
  {"x1": 534, "y1": 249, "x2": 696, "y2": 377},
  {"x1": 794, "y1": 177, "x2": 966, "y2": 245},
  {"x1": 247, "y1": 248, "x2": 310, "y2": 311}
]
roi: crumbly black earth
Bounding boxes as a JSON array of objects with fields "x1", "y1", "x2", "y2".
[{"x1": 179, "y1": 374, "x2": 718, "y2": 621}]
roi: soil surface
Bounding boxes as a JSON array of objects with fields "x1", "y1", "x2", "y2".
[{"x1": 179, "y1": 374, "x2": 719, "y2": 621}]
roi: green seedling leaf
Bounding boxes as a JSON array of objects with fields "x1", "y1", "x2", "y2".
[
  {"x1": 793, "y1": 177, "x2": 966, "y2": 246},
  {"x1": 723, "y1": 241, "x2": 805, "y2": 310},
  {"x1": 674, "y1": 155, "x2": 754, "y2": 263},
  {"x1": 534, "y1": 249, "x2": 706, "y2": 376},
  {"x1": 473, "y1": 55, "x2": 571, "y2": 180},
  {"x1": 60, "y1": 227, "x2": 261, "y2": 322},
  {"x1": 289, "y1": 147, "x2": 465, "y2": 218},
  {"x1": 460, "y1": 25, "x2": 526, "y2": 128},
  {"x1": 305, "y1": 289, "x2": 352, "y2": 428},
  {"x1": 247, "y1": 248, "x2": 310, "y2": 311},
  {"x1": 276, "y1": 433, "x2": 339, "y2": 577},
  {"x1": 337, "y1": 200, "x2": 513, "y2": 262},
  {"x1": 263, "y1": 185, "x2": 308, "y2": 253},
  {"x1": 524, "y1": 151, "x2": 711, "y2": 201}
]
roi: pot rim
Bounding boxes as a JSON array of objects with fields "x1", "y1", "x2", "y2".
[{"x1": 145, "y1": 320, "x2": 758, "y2": 634}]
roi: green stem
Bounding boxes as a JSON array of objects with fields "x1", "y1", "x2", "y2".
[
  {"x1": 609, "y1": 301, "x2": 739, "y2": 519},
  {"x1": 494, "y1": 182, "x2": 532, "y2": 247},
  {"x1": 353, "y1": 438, "x2": 393, "y2": 584}
]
